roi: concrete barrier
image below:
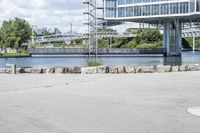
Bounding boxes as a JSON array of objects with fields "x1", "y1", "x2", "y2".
[{"x1": 1, "y1": 64, "x2": 200, "y2": 74}]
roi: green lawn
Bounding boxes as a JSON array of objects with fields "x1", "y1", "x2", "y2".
[{"x1": 0, "y1": 53, "x2": 31, "y2": 57}]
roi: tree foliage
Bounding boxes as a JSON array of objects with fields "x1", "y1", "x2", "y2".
[
  {"x1": 110, "y1": 28, "x2": 163, "y2": 48},
  {"x1": 135, "y1": 29, "x2": 162, "y2": 45},
  {"x1": 0, "y1": 18, "x2": 32, "y2": 49}
]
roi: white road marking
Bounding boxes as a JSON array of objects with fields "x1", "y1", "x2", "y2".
[{"x1": 187, "y1": 107, "x2": 200, "y2": 117}]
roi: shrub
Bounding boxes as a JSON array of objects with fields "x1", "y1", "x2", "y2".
[
  {"x1": 85, "y1": 59, "x2": 103, "y2": 67},
  {"x1": 136, "y1": 43, "x2": 162, "y2": 49}
]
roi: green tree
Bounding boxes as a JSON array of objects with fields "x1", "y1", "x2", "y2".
[
  {"x1": 0, "y1": 18, "x2": 32, "y2": 50},
  {"x1": 135, "y1": 29, "x2": 162, "y2": 45}
]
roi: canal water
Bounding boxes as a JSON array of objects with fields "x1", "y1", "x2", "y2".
[{"x1": 0, "y1": 51, "x2": 200, "y2": 68}]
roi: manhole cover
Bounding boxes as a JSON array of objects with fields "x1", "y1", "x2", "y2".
[{"x1": 187, "y1": 107, "x2": 200, "y2": 117}]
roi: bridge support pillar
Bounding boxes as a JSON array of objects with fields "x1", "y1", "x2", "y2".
[
  {"x1": 193, "y1": 34, "x2": 195, "y2": 53},
  {"x1": 163, "y1": 20, "x2": 182, "y2": 56}
]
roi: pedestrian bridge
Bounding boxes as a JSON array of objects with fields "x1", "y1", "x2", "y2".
[
  {"x1": 182, "y1": 28, "x2": 200, "y2": 38},
  {"x1": 24, "y1": 29, "x2": 200, "y2": 45},
  {"x1": 25, "y1": 32, "x2": 136, "y2": 45}
]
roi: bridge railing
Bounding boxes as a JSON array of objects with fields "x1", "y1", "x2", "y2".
[
  {"x1": 24, "y1": 32, "x2": 136, "y2": 45},
  {"x1": 24, "y1": 29, "x2": 200, "y2": 45}
]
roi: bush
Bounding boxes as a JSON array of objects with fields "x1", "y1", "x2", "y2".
[
  {"x1": 121, "y1": 41, "x2": 138, "y2": 48},
  {"x1": 136, "y1": 43, "x2": 162, "y2": 49},
  {"x1": 98, "y1": 39, "x2": 109, "y2": 48},
  {"x1": 0, "y1": 52, "x2": 31, "y2": 57},
  {"x1": 85, "y1": 59, "x2": 103, "y2": 67}
]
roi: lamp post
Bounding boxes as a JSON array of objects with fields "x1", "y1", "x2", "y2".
[{"x1": 70, "y1": 23, "x2": 73, "y2": 45}]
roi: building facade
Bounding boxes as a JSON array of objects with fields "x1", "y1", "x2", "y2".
[
  {"x1": 103, "y1": 0, "x2": 200, "y2": 56},
  {"x1": 104, "y1": 0, "x2": 200, "y2": 21}
]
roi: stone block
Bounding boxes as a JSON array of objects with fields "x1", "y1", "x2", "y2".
[
  {"x1": 172, "y1": 66, "x2": 180, "y2": 72},
  {"x1": 31, "y1": 68, "x2": 43, "y2": 74},
  {"x1": 55, "y1": 67, "x2": 65, "y2": 74},
  {"x1": 136, "y1": 66, "x2": 155, "y2": 73},
  {"x1": 81, "y1": 67, "x2": 97, "y2": 74},
  {"x1": 179, "y1": 65, "x2": 188, "y2": 72},
  {"x1": 117, "y1": 67, "x2": 125, "y2": 74},
  {"x1": 108, "y1": 66, "x2": 118, "y2": 74},
  {"x1": 68, "y1": 67, "x2": 81, "y2": 74},
  {"x1": 187, "y1": 64, "x2": 200, "y2": 71},
  {"x1": 157, "y1": 65, "x2": 172, "y2": 73},
  {"x1": 96, "y1": 66, "x2": 108, "y2": 74},
  {"x1": 73, "y1": 66, "x2": 81, "y2": 74},
  {"x1": 0, "y1": 68, "x2": 11, "y2": 74},
  {"x1": 46, "y1": 68, "x2": 55, "y2": 74},
  {"x1": 24, "y1": 68, "x2": 32, "y2": 73},
  {"x1": 124, "y1": 66, "x2": 136, "y2": 73},
  {"x1": 17, "y1": 68, "x2": 25, "y2": 73}
]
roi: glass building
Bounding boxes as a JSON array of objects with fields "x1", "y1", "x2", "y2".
[
  {"x1": 103, "y1": 0, "x2": 200, "y2": 56},
  {"x1": 104, "y1": 0, "x2": 200, "y2": 20}
]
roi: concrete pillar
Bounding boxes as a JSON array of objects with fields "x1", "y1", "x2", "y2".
[
  {"x1": 193, "y1": 34, "x2": 195, "y2": 53},
  {"x1": 109, "y1": 37, "x2": 112, "y2": 48},
  {"x1": 12, "y1": 64, "x2": 16, "y2": 75},
  {"x1": 163, "y1": 22, "x2": 170, "y2": 56},
  {"x1": 163, "y1": 20, "x2": 182, "y2": 56},
  {"x1": 175, "y1": 19, "x2": 182, "y2": 56}
]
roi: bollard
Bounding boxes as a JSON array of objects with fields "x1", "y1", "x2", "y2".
[{"x1": 5, "y1": 64, "x2": 16, "y2": 74}]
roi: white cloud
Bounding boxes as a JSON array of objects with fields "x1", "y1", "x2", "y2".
[{"x1": 0, "y1": 0, "x2": 87, "y2": 33}]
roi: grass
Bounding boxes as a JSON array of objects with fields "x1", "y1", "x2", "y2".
[
  {"x1": 0, "y1": 53, "x2": 31, "y2": 57},
  {"x1": 85, "y1": 58, "x2": 103, "y2": 67}
]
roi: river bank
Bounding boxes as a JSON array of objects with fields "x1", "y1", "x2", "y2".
[{"x1": 0, "y1": 53, "x2": 31, "y2": 58}]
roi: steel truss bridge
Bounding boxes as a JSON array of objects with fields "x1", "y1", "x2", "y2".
[
  {"x1": 182, "y1": 28, "x2": 200, "y2": 38},
  {"x1": 24, "y1": 28, "x2": 200, "y2": 45},
  {"x1": 25, "y1": 32, "x2": 136, "y2": 45}
]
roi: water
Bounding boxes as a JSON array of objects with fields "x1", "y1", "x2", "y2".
[{"x1": 0, "y1": 51, "x2": 200, "y2": 68}]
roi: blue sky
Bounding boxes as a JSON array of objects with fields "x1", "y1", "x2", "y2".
[{"x1": 0, "y1": 0, "x2": 87, "y2": 32}]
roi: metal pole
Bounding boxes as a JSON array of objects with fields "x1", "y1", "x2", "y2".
[
  {"x1": 70, "y1": 23, "x2": 73, "y2": 34},
  {"x1": 95, "y1": 0, "x2": 98, "y2": 57},
  {"x1": 193, "y1": 33, "x2": 195, "y2": 53},
  {"x1": 88, "y1": 2, "x2": 91, "y2": 56},
  {"x1": 31, "y1": 25, "x2": 35, "y2": 46},
  {"x1": 70, "y1": 23, "x2": 73, "y2": 45},
  {"x1": 110, "y1": 37, "x2": 112, "y2": 48}
]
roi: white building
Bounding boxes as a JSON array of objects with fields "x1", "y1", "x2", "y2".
[{"x1": 103, "y1": 0, "x2": 200, "y2": 56}]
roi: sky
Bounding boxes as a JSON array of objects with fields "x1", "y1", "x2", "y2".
[
  {"x1": 0, "y1": 0, "x2": 87, "y2": 33},
  {"x1": 0, "y1": 0, "x2": 137, "y2": 33}
]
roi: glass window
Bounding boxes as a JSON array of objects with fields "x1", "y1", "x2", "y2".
[
  {"x1": 151, "y1": 4, "x2": 160, "y2": 15},
  {"x1": 160, "y1": 4, "x2": 169, "y2": 15},
  {"x1": 197, "y1": 0, "x2": 200, "y2": 11},
  {"x1": 106, "y1": 0, "x2": 116, "y2": 17},
  {"x1": 170, "y1": 3, "x2": 179, "y2": 14},
  {"x1": 134, "y1": 6, "x2": 142, "y2": 16},
  {"x1": 118, "y1": 7, "x2": 126, "y2": 17},
  {"x1": 180, "y1": 2, "x2": 189, "y2": 14},
  {"x1": 126, "y1": 7, "x2": 133, "y2": 17}
]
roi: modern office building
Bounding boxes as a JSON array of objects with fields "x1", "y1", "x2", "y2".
[{"x1": 103, "y1": 0, "x2": 200, "y2": 56}]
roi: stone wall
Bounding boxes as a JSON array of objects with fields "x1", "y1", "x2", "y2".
[{"x1": 1, "y1": 64, "x2": 200, "y2": 74}]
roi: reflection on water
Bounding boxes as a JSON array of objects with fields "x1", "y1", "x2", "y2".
[
  {"x1": 0, "y1": 51, "x2": 200, "y2": 68},
  {"x1": 163, "y1": 56, "x2": 182, "y2": 66}
]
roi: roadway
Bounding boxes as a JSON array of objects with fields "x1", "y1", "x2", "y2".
[{"x1": 0, "y1": 72, "x2": 200, "y2": 133}]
